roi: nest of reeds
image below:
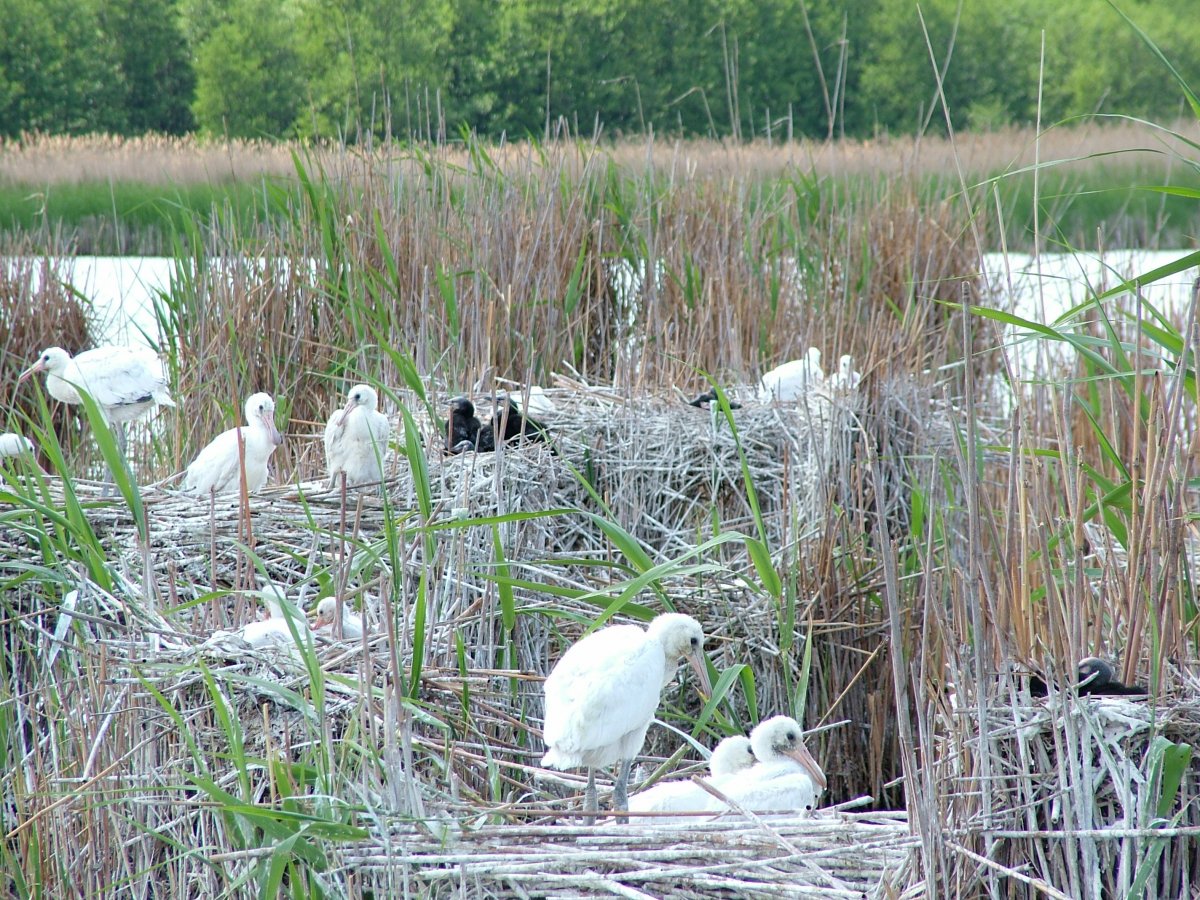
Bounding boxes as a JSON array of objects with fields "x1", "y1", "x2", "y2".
[{"x1": 941, "y1": 687, "x2": 1200, "y2": 898}]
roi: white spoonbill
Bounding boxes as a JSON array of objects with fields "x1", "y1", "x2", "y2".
[
  {"x1": 183, "y1": 392, "x2": 283, "y2": 496},
  {"x1": 207, "y1": 587, "x2": 311, "y2": 654},
  {"x1": 18, "y1": 345, "x2": 175, "y2": 451},
  {"x1": 541, "y1": 612, "x2": 711, "y2": 818},
  {"x1": 758, "y1": 347, "x2": 824, "y2": 402},
  {"x1": 324, "y1": 384, "x2": 391, "y2": 489},
  {"x1": 0, "y1": 432, "x2": 34, "y2": 458},
  {"x1": 709, "y1": 715, "x2": 826, "y2": 816},
  {"x1": 827, "y1": 354, "x2": 862, "y2": 393},
  {"x1": 628, "y1": 734, "x2": 756, "y2": 824},
  {"x1": 312, "y1": 596, "x2": 364, "y2": 640}
]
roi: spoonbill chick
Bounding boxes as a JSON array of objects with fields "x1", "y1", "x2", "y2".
[
  {"x1": 628, "y1": 734, "x2": 756, "y2": 824},
  {"x1": 541, "y1": 612, "x2": 711, "y2": 820},
  {"x1": 324, "y1": 384, "x2": 391, "y2": 489},
  {"x1": 183, "y1": 392, "x2": 283, "y2": 496},
  {"x1": 710, "y1": 715, "x2": 826, "y2": 816},
  {"x1": 312, "y1": 596, "x2": 364, "y2": 640},
  {"x1": 0, "y1": 432, "x2": 34, "y2": 458}
]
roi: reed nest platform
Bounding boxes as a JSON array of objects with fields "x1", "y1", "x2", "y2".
[
  {"x1": 338, "y1": 812, "x2": 916, "y2": 899},
  {"x1": 940, "y1": 691, "x2": 1200, "y2": 898}
]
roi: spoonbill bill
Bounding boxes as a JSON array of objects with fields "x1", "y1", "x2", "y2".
[
  {"x1": 758, "y1": 347, "x2": 824, "y2": 402},
  {"x1": 18, "y1": 345, "x2": 175, "y2": 451},
  {"x1": 324, "y1": 384, "x2": 390, "y2": 489},
  {"x1": 628, "y1": 734, "x2": 756, "y2": 824},
  {"x1": 183, "y1": 392, "x2": 283, "y2": 496},
  {"x1": 312, "y1": 596, "x2": 364, "y2": 640},
  {"x1": 710, "y1": 715, "x2": 826, "y2": 815},
  {"x1": 541, "y1": 612, "x2": 711, "y2": 819}
]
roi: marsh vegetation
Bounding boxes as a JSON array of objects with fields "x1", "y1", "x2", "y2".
[{"x1": 1, "y1": 114, "x2": 1199, "y2": 897}]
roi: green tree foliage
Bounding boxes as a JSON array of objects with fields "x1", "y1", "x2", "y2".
[
  {"x1": 1, "y1": 0, "x2": 1199, "y2": 141},
  {"x1": 191, "y1": 0, "x2": 304, "y2": 137}
]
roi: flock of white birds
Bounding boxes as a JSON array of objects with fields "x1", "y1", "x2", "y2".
[{"x1": 8, "y1": 343, "x2": 839, "y2": 824}]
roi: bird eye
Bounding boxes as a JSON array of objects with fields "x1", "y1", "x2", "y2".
[
  {"x1": 787, "y1": 731, "x2": 796, "y2": 741},
  {"x1": 690, "y1": 637, "x2": 699, "y2": 647}
]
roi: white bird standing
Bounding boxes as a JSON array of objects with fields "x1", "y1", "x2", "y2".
[
  {"x1": 324, "y1": 384, "x2": 391, "y2": 489},
  {"x1": 541, "y1": 612, "x2": 712, "y2": 818},
  {"x1": 709, "y1": 715, "x2": 826, "y2": 816},
  {"x1": 18, "y1": 345, "x2": 175, "y2": 452},
  {"x1": 0, "y1": 432, "x2": 34, "y2": 458},
  {"x1": 183, "y1": 392, "x2": 283, "y2": 496},
  {"x1": 312, "y1": 596, "x2": 364, "y2": 640},
  {"x1": 628, "y1": 734, "x2": 757, "y2": 824},
  {"x1": 758, "y1": 347, "x2": 825, "y2": 402}
]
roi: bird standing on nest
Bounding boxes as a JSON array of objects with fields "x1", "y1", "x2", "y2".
[
  {"x1": 183, "y1": 392, "x2": 283, "y2": 495},
  {"x1": 324, "y1": 384, "x2": 391, "y2": 489},
  {"x1": 541, "y1": 613, "x2": 712, "y2": 821}
]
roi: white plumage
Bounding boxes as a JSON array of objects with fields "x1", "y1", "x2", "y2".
[
  {"x1": 313, "y1": 596, "x2": 364, "y2": 640},
  {"x1": 708, "y1": 715, "x2": 826, "y2": 816},
  {"x1": 542, "y1": 612, "x2": 711, "y2": 816},
  {"x1": 324, "y1": 383, "x2": 391, "y2": 489},
  {"x1": 183, "y1": 392, "x2": 283, "y2": 495},
  {"x1": 758, "y1": 347, "x2": 825, "y2": 402},
  {"x1": 828, "y1": 354, "x2": 862, "y2": 392},
  {"x1": 19, "y1": 345, "x2": 175, "y2": 424},
  {"x1": 207, "y1": 587, "x2": 311, "y2": 655},
  {"x1": 0, "y1": 432, "x2": 34, "y2": 458},
  {"x1": 628, "y1": 734, "x2": 756, "y2": 823}
]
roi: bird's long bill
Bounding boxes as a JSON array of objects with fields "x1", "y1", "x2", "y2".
[
  {"x1": 17, "y1": 361, "x2": 44, "y2": 384},
  {"x1": 334, "y1": 398, "x2": 358, "y2": 432},
  {"x1": 687, "y1": 652, "x2": 713, "y2": 698},
  {"x1": 784, "y1": 743, "x2": 828, "y2": 791},
  {"x1": 263, "y1": 411, "x2": 284, "y2": 445}
]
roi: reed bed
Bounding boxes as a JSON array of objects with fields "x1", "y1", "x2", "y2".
[{"x1": 3, "y1": 122, "x2": 1200, "y2": 897}]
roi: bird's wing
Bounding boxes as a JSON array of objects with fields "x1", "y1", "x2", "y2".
[
  {"x1": 543, "y1": 625, "x2": 665, "y2": 754},
  {"x1": 74, "y1": 347, "x2": 167, "y2": 406},
  {"x1": 183, "y1": 429, "x2": 241, "y2": 493},
  {"x1": 714, "y1": 762, "x2": 819, "y2": 813},
  {"x1": 323, "y1": 413, "x2": 346, "y2": 464}
]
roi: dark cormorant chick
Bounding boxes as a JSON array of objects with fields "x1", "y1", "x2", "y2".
[
  {"x1": 1077, "y1": 657, "x2": 1147, "y2": 696},
  {"x1": 1027, "y1": 657, "x2": 1147, "y2": 698},
  {"x1": 445, "y1": 396, "x2": 483, "y2": 453},
  {"x1": 687, "y1": 388, "x2": 742, "y2": 409},
  {"x1": 491, "y1": 396, "x2": 553, "y2": 447}
]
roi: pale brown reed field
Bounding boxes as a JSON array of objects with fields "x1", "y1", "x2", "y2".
[{"x1": 2, "y1": 129, "x2": 1200, "y2": 897}]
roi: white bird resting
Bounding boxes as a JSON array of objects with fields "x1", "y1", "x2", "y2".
[
  {"x1": 312, "y1": 596, "x2": 364, "y2": 640},
  {"x1": 18, "y1": 345, "x2": 175, "y2": 453},
  {"x1": 0, "y1": 432, "x2": 34, "y2": 458},
  {"x1": 183, "y1": 392, "x2": 283, "y2": 496},
  {"x1": 324, "y1": 383, "x2": 391, "y2": 489},
  {"x1": 827, "y1": 354, "x2": 862, "y2": 393},
  {"x1": 541, "y1": 612, "x2": 712, "y2": 820},
  {"x1": 628, "y1": 734, "x2": 756, "y2": 824},
  {"x1": 706, "y1": 714, "x2": 827, "y2": 817},
  {"x1": 758, "y1": 347, "x2": 825, "y2": 402},
  {"x1": 205, "y1": 587, "x2": 313, "y2": 658}
]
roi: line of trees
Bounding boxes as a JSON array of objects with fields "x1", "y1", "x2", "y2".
[{"x1": 1, "y1": 0, "x2": 1196, "y2": 142}]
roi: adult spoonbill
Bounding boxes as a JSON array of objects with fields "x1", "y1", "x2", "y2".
[
  {"x1": 312, "y1": 596, "x2": 364, "y2": 640},
  {"x1": 758, "y1": 347, "x2": 824, "y2": 402},
  {"x1": 710, "y1": 715, "x2": 826, "y2": 815},
  {"x1": 18, "y1": 345, "x2": 175, "y2": 451},
  {"x1": 628, "y1": 734, "x2": 756, "y2": 824},
  {"x1": 541, "y1": 612, "x2": 711, "y2": 819},
  {"x1": 0, "y1": 432, "x2": 34, "y2": 458},
  {"x1": 324, "y1": 384, "x2": 391, "y2": 489},
  {"x1": 183, "y1": 392, "x2": 283, "y2": 496}
]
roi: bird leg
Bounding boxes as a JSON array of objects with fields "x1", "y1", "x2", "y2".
[
  {"x1": 612, "y1": 757, "x2": 633, "y2": 819},
  {"x1": 583, "y1": 767, "x2": 597, "y2": 825}
]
